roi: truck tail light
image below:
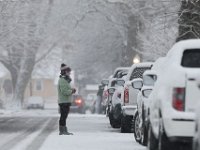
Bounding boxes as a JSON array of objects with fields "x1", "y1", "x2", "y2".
[
  {"x1": 103, "y1": 90, "x2": 108, "y2": 99},
  {"x1": 172, "y1": 87, "x2": 185, "y2": 111},
  {"x1": 124, "y1": 87, "x2": 129, "y2": 103}
]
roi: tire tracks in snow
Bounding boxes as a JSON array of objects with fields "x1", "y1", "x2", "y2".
[
  {"x1": 25, "y1": 118, "x2": 58, "y2": 150},
  {"x1": 0, "y1": 117, "x2": 47, "y2": 150}
]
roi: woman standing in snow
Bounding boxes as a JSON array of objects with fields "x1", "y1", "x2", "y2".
[{"x1": 58, "y1": 63, "x2": 76, "y2": 135}]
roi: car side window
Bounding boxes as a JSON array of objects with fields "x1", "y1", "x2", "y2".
[
  {"x1": 181, "y1": 49, "x2": 200, "y2": 67},
  {"x1": 130, "y1": 67, "x2": 151, "y2": 81}
]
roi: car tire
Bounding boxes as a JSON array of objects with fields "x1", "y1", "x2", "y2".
[
  {"x1": 140, "y1": 121, "x2": 148, "y2": 146},
  {"x1": 121, "y1": 115, "x2": 133, "y2": 133},
  {"x1": 147, "y1": 124, "x2": 158, "y2": 150},
  {"x1": 133, "y1": 111, "x2": 141, "y2": 143},
  {"x1": 109, "y1": 112, "x2": 120, "y2": 128},
  {"x1": 158, "y1": 118, "x2": 178, "y2": 150},
  {"x1": 193, "y1": 136, "x2": 199, "y2": 150},
  {"x1": 158, "y1": 123, "x2": 171, "y2": 150}
]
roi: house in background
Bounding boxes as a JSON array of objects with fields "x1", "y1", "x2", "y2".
[
  {"x1": 0, "y1": 63, "x2": 58, "y2": 107},
  {"x1": 24, "y1": 77, "x2": 58, "y2": 102},
  {"x1": 24, "y1": 67, "x2": 58, "y2": 103}
]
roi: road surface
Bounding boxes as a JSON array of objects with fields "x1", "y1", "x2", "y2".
[{"x1": 0, "y1": 109, "x2": 146, "y2": 150}]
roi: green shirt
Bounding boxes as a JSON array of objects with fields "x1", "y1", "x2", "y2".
[{"x1": 57, "y1": 77, "x2": 73, "y2": 104}]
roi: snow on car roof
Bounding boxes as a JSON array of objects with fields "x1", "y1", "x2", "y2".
[
  {"x1": 113, "y1": 67, "x2": 130, "y2": 75},
  {"x1": 130, "y1": 62, "x2": 153, "y2": 69},
  {"x1": 167, "y1": 39, "x2": 200, "y2": 58},
  {"x1": 126, "y1": 62, "x2": 153, "y2": 79}
]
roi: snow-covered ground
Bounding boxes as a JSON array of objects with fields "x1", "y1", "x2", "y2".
[
  {"x1": 40, "y1": 114, "x2": 145, "y2": 150},
  {"x1": 0, "y1": 107, "x2": 146, "y2": 150}
]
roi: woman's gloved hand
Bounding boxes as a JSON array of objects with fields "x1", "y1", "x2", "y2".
[{"x1": 72, "y1": 88, "x2": 76, "y2": 94}]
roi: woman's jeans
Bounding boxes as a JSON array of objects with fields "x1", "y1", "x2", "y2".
[{"x1": 59, "y1": 103, "x2": 71, "y2": 126}]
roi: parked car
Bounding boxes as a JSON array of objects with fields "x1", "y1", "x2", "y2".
[
  {"x1": 192, "y1": 74, "x2": 200, "y2": 150},
  {"x1": 26, "y1": 96, "x2": 45, "y2": 109},
  {"x1": 132, "y1": 70, "x2": 157, "y2": 145},
  {"x1": 193, "y1": 102, "x2": 200, "y2": 150},
  {"x1": 108, "y1": 77, "x2": 126, "y2": 128},
  {"x1": 120, "y1": 62, "x2": 153, "y2": 133},
  {"x1": 99, "y1": 79, "x2": 109, "y2": 114},
  {"x1": 106, "y1": 78, "x2": 119, "y2": 117},
  {"x1": 85, "y1": 93, "x2": 97, "y2": 113},
  {"x1": 132, "y1": 57, "x2": 165, "y2": 145},
  {"x1": 106, "y1": 67, "x2": 130, "y2": 116},
  {"x1": 148, "y1": 39, "x2": 200, "y2": 150},
  {"x1": 110, "y1": 67, "x2": 130, "y2": 80},
  {"x1": 70, "y1": 94, "x2": 86, "y2": 114}
]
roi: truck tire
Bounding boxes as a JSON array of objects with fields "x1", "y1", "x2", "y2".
[
  {"x1": 141, "y1": 121, "x2": 148, "y2": 146},
  {"x1": 158, "y1": 118, "x2": 178, "y2": 150},
  {"x1": 133, "y1": 111, "x2": 141, "y2": 143},
  {"x1": 147, "y1": 124, "x2": 158, "y2": 150},
  {"x1": 109, "y1": 112, "x2": 120, "y2": 128},
  {"x1": 121, "y1": 115, "x2": 133, "y2": 133}
]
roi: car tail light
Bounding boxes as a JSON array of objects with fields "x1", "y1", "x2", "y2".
[
  {"x1": 104, "y1": 90, "x2": 108, "y2": 98},
  {"x1": 75, "y1": 99, "x2": 82, "y2": 106},
  {"x1": 172, "y1": 87, "x2": 185, "y2": 111},
  {"x1": 124, "y1": 87, "x2": 129, "y2": 103}
]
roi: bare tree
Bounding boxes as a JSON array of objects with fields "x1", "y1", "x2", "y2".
[
  {"x1": 0, "y1": 0, "x2": 58, "y2": 108},
  {"x1": 177, "y1": 0, "x2": 200, "y2": 41}
]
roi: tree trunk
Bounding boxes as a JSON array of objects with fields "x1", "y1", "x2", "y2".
[
  {"x1": 121, "y1": 15, "x2": 142, "y2": 66},
  {"x1": 176, "y1": 0, "x2": 200, "y2": 41},
  {"x1": 12, "y1": 56, "x2": 35, "y2": 109}
]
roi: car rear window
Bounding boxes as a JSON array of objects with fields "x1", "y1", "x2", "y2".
[
  {"x1": 130, "y1": 67, "x2": 151, "y2": 80},
  {"x1": 113, "y1": 69, "x2": 129, "y2": 78},
  {"x1": 181, "y1": 49, "x2": 200, "y2": 67}
]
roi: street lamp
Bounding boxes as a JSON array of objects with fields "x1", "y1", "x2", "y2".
[{"x1": 133, "y1": 55, "x2": 140, "y2": 64}]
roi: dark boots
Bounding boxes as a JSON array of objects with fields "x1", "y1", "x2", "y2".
[{"x1": 59, "y1": 126, "x2": 73, "y2": 135}]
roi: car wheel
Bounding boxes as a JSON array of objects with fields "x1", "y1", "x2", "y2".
[
  {"x1": 193, "y1": 135, "x2": 199, "y2": 150},
  {"x1": 140, "y1": 121, "x2": 148, "y2": 146},
  {"x1": 121, "y1": 115, "x2": 133, "y2": 133},
  {"x1": 133, "y1": 111, "x2": 142, "y2": 143},
  {"x1": 158, "y1": 118, "x2": 178, "y2": 150},
  {"x1": 147, "y1": 124, "x2": 158, "y2": 150},
  {"x1": 109, "y1": 112, "x2": 120, "y2": 128}
]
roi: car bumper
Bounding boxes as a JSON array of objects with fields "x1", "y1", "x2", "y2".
[
  {"x1": 122, "y1": 105, "x2": 137, "y2": 116},
  {"x1": 27, "y1": 104, "x2": 44, "y2": 109},
  {"x1": 164, "y1": 117, "x2": 195, "y2": 138},
  {"x1": 70, "y1": 106, "x2": 84, "y2": 112}
]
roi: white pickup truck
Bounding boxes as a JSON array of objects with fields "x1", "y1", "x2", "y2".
[
  {"x1": 132, "y1": 57, "x2": 165, "y2": 145},
  {"x1": 120, "y1": 62, "x2": 153, "y2": 133},
  {"x1": 148, "y1": 39, "x2": 200, "y2": 150}
]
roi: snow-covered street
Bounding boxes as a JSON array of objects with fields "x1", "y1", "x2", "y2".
[{"x1": 0, "y1": 109, "x2": 146, "y2": 150}]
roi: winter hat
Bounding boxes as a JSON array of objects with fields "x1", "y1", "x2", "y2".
[
  {"x1": 60, "y1": 63, "x2": 71, "y2": 72},
  {"x1": 60, "y1": 63, "x2": 68, "y2": 71}
]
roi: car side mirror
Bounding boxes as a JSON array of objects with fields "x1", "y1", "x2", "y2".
[
  {"x1": 131, "y1": 79, "x2": 143, "y2": 90},
  {"x1": 143, "y1": 74, "x2": 157, "y2": 86},
  {"x1": 142, "y1": 89, "x2": 152, "y2": 98}
]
